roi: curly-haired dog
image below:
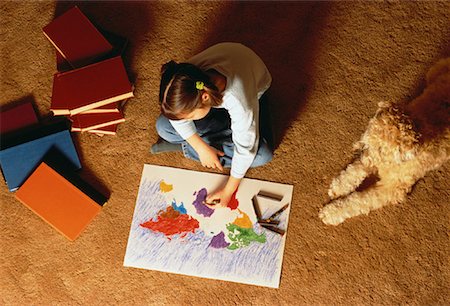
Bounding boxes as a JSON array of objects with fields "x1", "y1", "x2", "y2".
[{"x1": 319, "y1": 58, "x2": 450, "y2": 225}]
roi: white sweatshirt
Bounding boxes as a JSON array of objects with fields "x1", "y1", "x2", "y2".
[{"x1": 170, "y1": 42, "x2": 272, "y2": 178}]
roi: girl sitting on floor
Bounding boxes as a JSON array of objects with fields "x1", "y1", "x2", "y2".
[{"x1": 152, "y1": 42, "x2": 273, "y2": 207}]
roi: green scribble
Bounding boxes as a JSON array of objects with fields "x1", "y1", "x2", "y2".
[{"x1": 226, "y1": 223, "x2": 266, "y2": 250}]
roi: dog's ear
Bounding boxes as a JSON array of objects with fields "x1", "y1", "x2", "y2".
[
  {"x1": 426, "y1": 57, "x2": 450, "y2": 85},
  {"x1": 377, "y1": 101, "x2": 392, "y2": 109}
]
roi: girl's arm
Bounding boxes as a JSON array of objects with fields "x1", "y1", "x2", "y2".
[
  {"x1": 186, "y1": 133, "x2": 224, "y2": 170},
  {"x1": 188, "y1": 134, "x2": 241, "y2": 207},
  {"x1": 206, "y1": 175, "x2": 242, "y2": 207}
]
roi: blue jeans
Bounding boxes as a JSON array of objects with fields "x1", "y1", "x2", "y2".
[{"x1": 155, "y1": 108, "x2": 273, "y2": 168}]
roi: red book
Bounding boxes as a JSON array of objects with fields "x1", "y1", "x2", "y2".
[
  {"x1": 55, "y1": 29, "x2": 129, "y2": 73},
  {"x1": 70, "y1": 112, "x2": 125, "y2": 132},
  {"x1": 51, "y1": 56, "x2": 134, "y2": 116},
  {"x1": 56, "y1": 51, "x2": 72, "y2": 73},
  {"x1": 43, "y1": 6, "x2": 113, "y2": 68},
  {"x1": 80, "y1": 102, "x2": 120, "y2": 114},
  {"x1": 88, "y1": 124, "x2": 119, "y2": 136},
  {"x1": 0, "y1": 101, "x2": 38, "y2": 134},
  {"x1": 15, "y1": 160, "x2": 106, "y2": 241}
]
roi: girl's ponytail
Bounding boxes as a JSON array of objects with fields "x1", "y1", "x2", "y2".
[
  {"x1": 161, "y1": 60, "x2": 178, "y2": 75},
  {"x1": 159, "y1": 61, "x2": 224, "y2": 119},
  {"x1": 159, "y1": 60, "x2": 179, "y2": 103}
]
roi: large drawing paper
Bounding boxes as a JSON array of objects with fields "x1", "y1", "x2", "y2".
[{"x1": 124, "y1": 164, "x2": 293, "y2": 288}]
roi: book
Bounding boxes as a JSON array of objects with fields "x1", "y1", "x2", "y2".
[
  {"x1": 70, "y1": 112, "x2": 125, "y2": 132},
  {"x1": 56, "y1": 51, "x2": 72, "y2": 73},
  {"x1": 51, "y1": 56, "x2": 133, "y2": 116},
  {"x1": 43, "y1": 6, "x2": 113, "y2": 69},
  {"x1": 40, "y1": 148, "x2": 108, "y2": 206},
  {"x1": 0, "y1": 119, "x2": 81, "y2": 191},
  {"x1": 55, "y1": 29, "x2": 129, "y2": 73},
  {"x1": 0, "y1": 101, "x2": 38, "y2": 135},
  {"x1": 15, "y1": 160, "x2": 104, "y2": 241},
  {"x1": 88, "y1": 123, "x2": 119, "y2": 136},
  {"x1": 79, "y1": 102, "x2": 120, "y2": 114}
]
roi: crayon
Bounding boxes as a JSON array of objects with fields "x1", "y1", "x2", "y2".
[
  {"x1": 269, "y1": 203, "x2": 290, "y2": 220},
  {"x1": 257, "y1": 190, "x2": 284, "y2": 202},
  {"x1": 203, "y1": 199, "x2": 220, "y2": 205},
  {"x1": 258, "y1": 219, "x2": 280, "y2": 226},
  {"x1": 261, "y1": 224, "x2": 285, "y2": 236},
  {"x1": 252, "y1": 196, "x2": 263, "y2": 220}
]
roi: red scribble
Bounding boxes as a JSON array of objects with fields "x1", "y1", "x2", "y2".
[
  {"x1": 140, "y1": 207, "x2": 199, "y2": 237},
  {"x1": 227, "y1": 189, "x2": 239, "y2": 210}
]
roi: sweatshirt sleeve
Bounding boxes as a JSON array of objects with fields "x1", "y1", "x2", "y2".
[
  {"x1": 226, "y1": 96, "x2": 259, "y2": 179},
  {"x1": 169, "y1": 119, "x2": 197, "y2": 139}
]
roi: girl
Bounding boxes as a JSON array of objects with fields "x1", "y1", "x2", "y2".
[{"x1": 152, "y1": 42, "x2": 273, "y2": 207}]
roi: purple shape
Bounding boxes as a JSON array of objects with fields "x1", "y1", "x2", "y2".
[
  {"x1": 209, "y1": 232, "x2": 230, "y2": 249},
  {"x1": 192, "y1": 188, "x2": 214, "y2": 217}
]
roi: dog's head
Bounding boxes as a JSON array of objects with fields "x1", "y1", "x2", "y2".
[
  {"x1": 365, "y1": 103, "x2": 419, "y2": 163},
  {"x1": 405, "y1": 58, "x2": 450, "y2": 139}
]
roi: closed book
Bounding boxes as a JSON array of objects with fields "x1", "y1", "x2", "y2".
[
  {"x1": 79, "y1": 102, "x2": 120, "y2": 114},
  {"x1": 56, "y1": 51, "x2": 72, "y2": 73},
  {"x1": 70, "y1": 112, "x2": 125, "y2": 132},
  {"x1": 43, "y1": 6, "x2": 113, "y2": 68},
  {"x1": 88, "y1": 124, "x2": 118, "y2": 136},
  {"x1": 15, "y1": 162, "x2": 103, "y2": 241},
  {"x1": 0, "y1": 120, "x2": 81, "y2": 191},
  {"x1": 0, "y1": 101, "x2": 38, "y2": 135},
  {"x1": 51, "y1": 56, "x2": 133, "y2": 116},
  {"x1": 41, "y1": 149, "x2": 108, "y2": 207},
  {"x1": 55, "y1": 29, "x2": 128, "y2": 73}
]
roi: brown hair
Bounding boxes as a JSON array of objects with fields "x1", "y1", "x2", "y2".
[{"x1": 159, "y1": 60, "x2": 223, "y2": 120}]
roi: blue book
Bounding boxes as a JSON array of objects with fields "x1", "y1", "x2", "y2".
[{"x1": 0, "y1": 120, "x2": 81, "y2": 191}]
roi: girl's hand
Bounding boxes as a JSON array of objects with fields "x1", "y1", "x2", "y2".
[
  {"x1": 205, "y1": 188, "x2": 233, "y2": 209},
  {"x1": 197, "y1": 145, "x2": 225, "y2": 170},
  {"x1": 205, "y1": 176, "x2": 241, "y2": 209},
  {"x1": 186, "y1": 134, "x2": 224, "y2": 170}
]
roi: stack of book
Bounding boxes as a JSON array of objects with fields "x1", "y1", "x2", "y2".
[
  {"x1": 0, "y1": 100, "x2": 108, "y2": 241},
  {"x1": 44, "y1": 6, "x2": 133, "y2": 136}
]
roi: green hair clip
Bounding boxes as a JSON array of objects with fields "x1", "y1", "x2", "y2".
[{"x1": 195, "y1": 81, "x2": 204, "y2": 90}]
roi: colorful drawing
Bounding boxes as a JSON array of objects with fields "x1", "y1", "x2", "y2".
[
  {"x1": 124, "y1": 165, "x2": 293, "y2": 288},
  {"x1": 159, "y1": 180, "x2": 173, "y2": 193}
]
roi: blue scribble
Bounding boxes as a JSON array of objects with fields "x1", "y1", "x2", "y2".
[{"x1": 171, "y1": 199, "x2": 187, "y2": 214}]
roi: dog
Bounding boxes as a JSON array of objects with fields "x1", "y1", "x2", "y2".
[{"x1": 319, "y1": 58, "x2": 450, "y2": 225}]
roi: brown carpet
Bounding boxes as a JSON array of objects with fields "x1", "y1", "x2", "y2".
[{"x1": 1, "y1": 1, "x2": 449, "y2": 305}]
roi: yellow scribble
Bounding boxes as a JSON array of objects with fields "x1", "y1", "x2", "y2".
[
  {"x1": 159, "y1": 180, "x2": 173, "y2": 193},
  {"x1": 233, "y1": 210, "x2": 252, "y2": 228}
]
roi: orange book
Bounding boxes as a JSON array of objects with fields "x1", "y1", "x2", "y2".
[
  {"x1": 43, "y1": 6, "x2": 113, "y2": 68},
  {"x1": 70, "y1": 112, "x2": 125, "y2": 132},
  {"x1": 51, "y1": 56, "x2": 133, "y2": 116},
  {"x1": 15, "y1": 162, "x2": 104, "y2": 241}
]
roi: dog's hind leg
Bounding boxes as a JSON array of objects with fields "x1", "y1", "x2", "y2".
[
  {"x1": 328, "y1": 158, "x2": 373, "y2": 200},
  {"x1": 320, "y1": 183, "x2": 408, "y2": 225}
]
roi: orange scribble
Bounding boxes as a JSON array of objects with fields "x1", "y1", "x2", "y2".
[
  {"x1": 233, "y1": 209, "x2": 252, "y2": 228},
  {"x1": 159, "y1": 180, "x2": 173, "y2": 193}
]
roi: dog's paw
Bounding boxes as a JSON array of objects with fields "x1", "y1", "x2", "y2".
[
  {"x1": 328, "y1": 181, "x2": 347, "y2": 200},
  {"x1": 319, "y1": 205, "x2": 346, "y2": 226},
  {"x1": 328, "y1": 188, "x2": 339, "y2": 200}
]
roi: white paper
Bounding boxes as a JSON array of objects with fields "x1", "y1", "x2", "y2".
[{"x1": 123, "y1": 164, "x2": 293, "y2": 288}]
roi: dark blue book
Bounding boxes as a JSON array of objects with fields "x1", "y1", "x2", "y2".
[{"x1": 0, "y1": 119, "x2": 81, "y2": 191}]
